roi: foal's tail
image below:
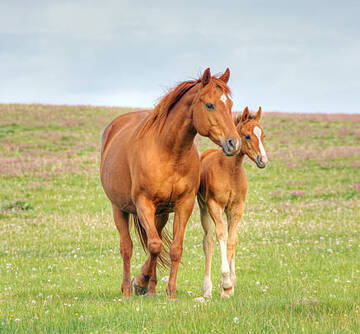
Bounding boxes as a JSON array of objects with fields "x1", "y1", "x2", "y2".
[{"x1": 130, "y1": 214, "x2": 172, "y2": 269}]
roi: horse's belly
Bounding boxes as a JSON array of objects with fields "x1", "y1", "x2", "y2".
[{"x1": 155, "y1": 203, "x2": 175, "y2": 215}]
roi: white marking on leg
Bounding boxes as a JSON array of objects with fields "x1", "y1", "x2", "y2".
[
  {"x1": 220, "y1": 94, "x2": 227, "y2": 104},
  {"x1": 219, "y1": 240, "x2": 230, "y2": 276},
  {"x1": 253, "y1": 126, "x2": 268, "y2": 162},
  {"x1": 203, "y1": 275, "x2": 212, "y2": 298},
  {"x1": 230, "y1": 259, "x2": 236, "y2": 284},
  {"x1": 230, "y1": 259, "x2": 235, "y2": 275}
]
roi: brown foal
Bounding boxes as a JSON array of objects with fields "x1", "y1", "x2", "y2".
[
  {"x1": 197, "y1": 106, "x2": 268, "y2": 298},
  {"x1": 100, "y1": 68, "x2": 241, "y2": 299}
]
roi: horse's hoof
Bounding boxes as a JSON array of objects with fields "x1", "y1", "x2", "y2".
[
  {"x1": 132, "y1": 277, "x2": 149, "y2": 296},
  {"x1": 222, "y1": 275, "x2": 233, "y2": 290},
  {"x1": 166, "y1": 288, "x2": 177, "y2": 300},
  {"x1": 220, "y1": 286, "x2": 234, "y2": 298},
  {"x1": 122, "y1": 292, "x2": 132, "y2": 299},
  {"x1": 203, "y1": 279, "x2": 213, "y2": 298},
  {"x1": 203, "y1": 292, "x2": 212, "y2": 299},
  {"x1": 145, "y1": 291, "x2": 156, "y2": 298}
]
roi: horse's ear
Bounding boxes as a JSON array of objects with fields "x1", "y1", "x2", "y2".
[
  {"x1": 201, "y1": 68, "x2": 211, "y2": 87},
  {"x1": 241, "y1": 106, "x2": 250, "y2": 122},
  {"x1": 219, "y1": 68, "x2": 230, "y2": 83},
  {"x1": 234, "y1": 112, "x2": 242, "y2": 126},
  {"x1": 254, "y1": 106, "x2": 262, "y2": 121}
]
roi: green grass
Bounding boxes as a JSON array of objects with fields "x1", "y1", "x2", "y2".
[{"x1": 0, "y1": 104, "x2": 359, "y2": 333}]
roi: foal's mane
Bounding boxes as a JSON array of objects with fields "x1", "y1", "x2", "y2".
[{"x1": 137, "y1": 75, "x2": 231, "y2": 136}]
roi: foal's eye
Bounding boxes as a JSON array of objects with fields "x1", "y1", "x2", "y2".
[
  {"x1": 245, "y1": 135, "x2": 251, "y2": 140},
  {"x1": 205, "y1": 103, "x2": 215, "y2": 110}
]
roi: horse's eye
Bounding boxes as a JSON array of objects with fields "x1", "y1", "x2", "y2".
[
  {"x1": 245, "y1": 135, "x2": 251, "y2": 140},
  {"x1": 205, "y1": 103, "x2": 215, "y2": 110}
]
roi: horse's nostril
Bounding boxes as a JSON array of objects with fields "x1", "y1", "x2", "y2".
[{"x1": 227, "y1": 138, "x2": 237, "y2": 151}]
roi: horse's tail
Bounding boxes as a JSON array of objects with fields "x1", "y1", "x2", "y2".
[{"x1": 130, "y1": 214, "x2": 171, "y2": 269}]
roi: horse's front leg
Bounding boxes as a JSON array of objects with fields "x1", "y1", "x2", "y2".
[
  {"x1": 166, "y1": 196, "x2": 195, "y2": 299},
  {"x1": 224, "y1": 202, "x2": 245, "y2": 297},
  {"x1": 207, "y1": 200, "x2": 232, "y2": 297},
  {"x1": 132, "y1": 196, "x2": 162, "y2": 295},
  {"x1": 139, "y1": 213, "x2": 169, "y2": 296}
]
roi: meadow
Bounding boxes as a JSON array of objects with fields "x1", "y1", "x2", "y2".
[{"x1": 0, "y1": 104, "x2": 359, "y2": 333}]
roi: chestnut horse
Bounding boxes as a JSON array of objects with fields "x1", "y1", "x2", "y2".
[
  {"x1": 197, "y1": 106, "x2": 268, "y2": 298},
  {"x1": 100, "y1": 68, "x2": 240, "y2": 299}
]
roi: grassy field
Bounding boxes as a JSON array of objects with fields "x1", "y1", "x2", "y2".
[{"x1": 0, "y1": 104, "x2": 359, "y2": 333}]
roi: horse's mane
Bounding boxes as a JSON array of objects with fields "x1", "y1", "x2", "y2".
[{"x1": 137, "y1": 75, "x2": 231, "y2": 137}]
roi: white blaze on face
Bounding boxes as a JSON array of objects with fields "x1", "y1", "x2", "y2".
[
  {"x1": 253, "y1": 126, "x2": 268, "y2": 163},
  {"x1": 220, "y1": 94, "x2": 227, "y2": 104}
]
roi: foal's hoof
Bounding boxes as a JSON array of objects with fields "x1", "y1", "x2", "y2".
[
  {"x1": 220, "y1": 278, "x2": 234, "y2": 298},
  {"x1": 203, "y1": 291, "x2": 212, "y2": 299},
  {"x1": 220, "y1": 284, "x2": 234, "y2": 298},
  {"x1": 132, "y1": 277, "x2": 149, "y2": 296},
  {"x1": 222, "y1": 274, "x2": 233, "y2": 290}
]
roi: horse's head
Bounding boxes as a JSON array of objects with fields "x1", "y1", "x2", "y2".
[
  {"x1": 191, "y1": 68, "x2": 240, "y2": 156},
  {"x1": 235, "y1": 106, "x2": 268, "y2": 168}
]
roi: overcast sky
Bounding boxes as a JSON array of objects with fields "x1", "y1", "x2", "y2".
[{"x1": 1, "y1": 0, "x2": 359, "y2": 113}]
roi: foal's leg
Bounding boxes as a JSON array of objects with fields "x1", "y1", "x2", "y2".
[
  {"x1": 138, "y1": 213, "x2": 169, "y2": 296},
  {"x1": 132, "y1": 197, "x2": 162, "y2": 295},
  {"x1": 224, "y1": 202, "x2": 245, "y2": 297},
  {"x1": 198, "y1": 198, "x2": 215, "y2": 298},
  {"x1": 167, "y1": 196, "x2": 195, "y2": 299},
  {"x1": 112, "y1": 204, "x2": 133, "y2": 298},
  {"x1": 207, "y1": 200, "x2": 232, "y2": 296}
]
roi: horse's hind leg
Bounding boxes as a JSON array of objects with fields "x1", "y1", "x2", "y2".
[
  {"x1": 112, "y1": 204, "x2": 133, "y2": 298},
  {"x1": 198, "y1": 197, "x2": 215, "y2": 298},
  {"x1": 136, "y1": 213, "x2": 169, "y2": 296}
]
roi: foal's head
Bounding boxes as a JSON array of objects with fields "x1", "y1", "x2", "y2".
[
  {"x1": 235, "y1": 107, "x2": 268, "y2": 168},
  {"x1": 191, "y1": 68, "x2": 240, "y2": 156}
]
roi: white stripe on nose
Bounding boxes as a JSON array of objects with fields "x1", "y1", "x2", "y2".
[
  {"x1": 220, "y1": 94, "x2": 227, "y2": 104},
  {"x1": 253, "y1": 126, "x2": 268, "y2": 163}
]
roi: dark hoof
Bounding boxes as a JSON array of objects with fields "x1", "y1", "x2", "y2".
[
  {"x1": 132, "y1": 277, "x2": 149, "y2": 296},
  {"x1": 220, "y1": 284, "x2": 234, "y2": 298}
]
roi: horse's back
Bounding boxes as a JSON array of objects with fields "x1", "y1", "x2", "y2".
[
  {"x1": 100, "y1": 110, "x2": 152, "y2": 211},
  {"x1": 101, "y1": 110, "x2": 151, "y2": 156}
]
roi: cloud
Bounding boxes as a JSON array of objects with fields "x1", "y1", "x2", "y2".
[{"x1": 0, "y1": 0, "x2": 359, "y2": 113}]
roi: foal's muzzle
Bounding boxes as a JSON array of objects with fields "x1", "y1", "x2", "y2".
[
  {"x1": 221, "y1": 137, "x2": 240, "y2": 156},
  {"x1": 256, "y1": 155, "x2": 268, "y2": 168}
]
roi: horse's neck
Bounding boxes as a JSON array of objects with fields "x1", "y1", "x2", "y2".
[
  {"x1": 228, "y1": 152, "x2": 245, "y2": 172},
  {"x1": 157, "y1": 92, "x2": 197, "y2": 157}
]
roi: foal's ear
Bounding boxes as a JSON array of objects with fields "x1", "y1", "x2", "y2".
[
  {"x1": 219, "y1": 68, "x2": 230, "y2": 83},
  {"x1": 201, "y1": 68, "x2": 212, "y2": 87},
  {"x1": 254, "y1": 106, "x2": 262, "y2": 122},
  {"x1": 241, "y1": 106, "x2": 250, "y2": 122}
]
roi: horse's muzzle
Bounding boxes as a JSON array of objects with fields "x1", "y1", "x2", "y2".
[
  {"x1": 256, "y1": 155, "x2": 268, "y2": 168},
  {"x1": 221, "y1": 137, "x2": 240, "y2": 156}
]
